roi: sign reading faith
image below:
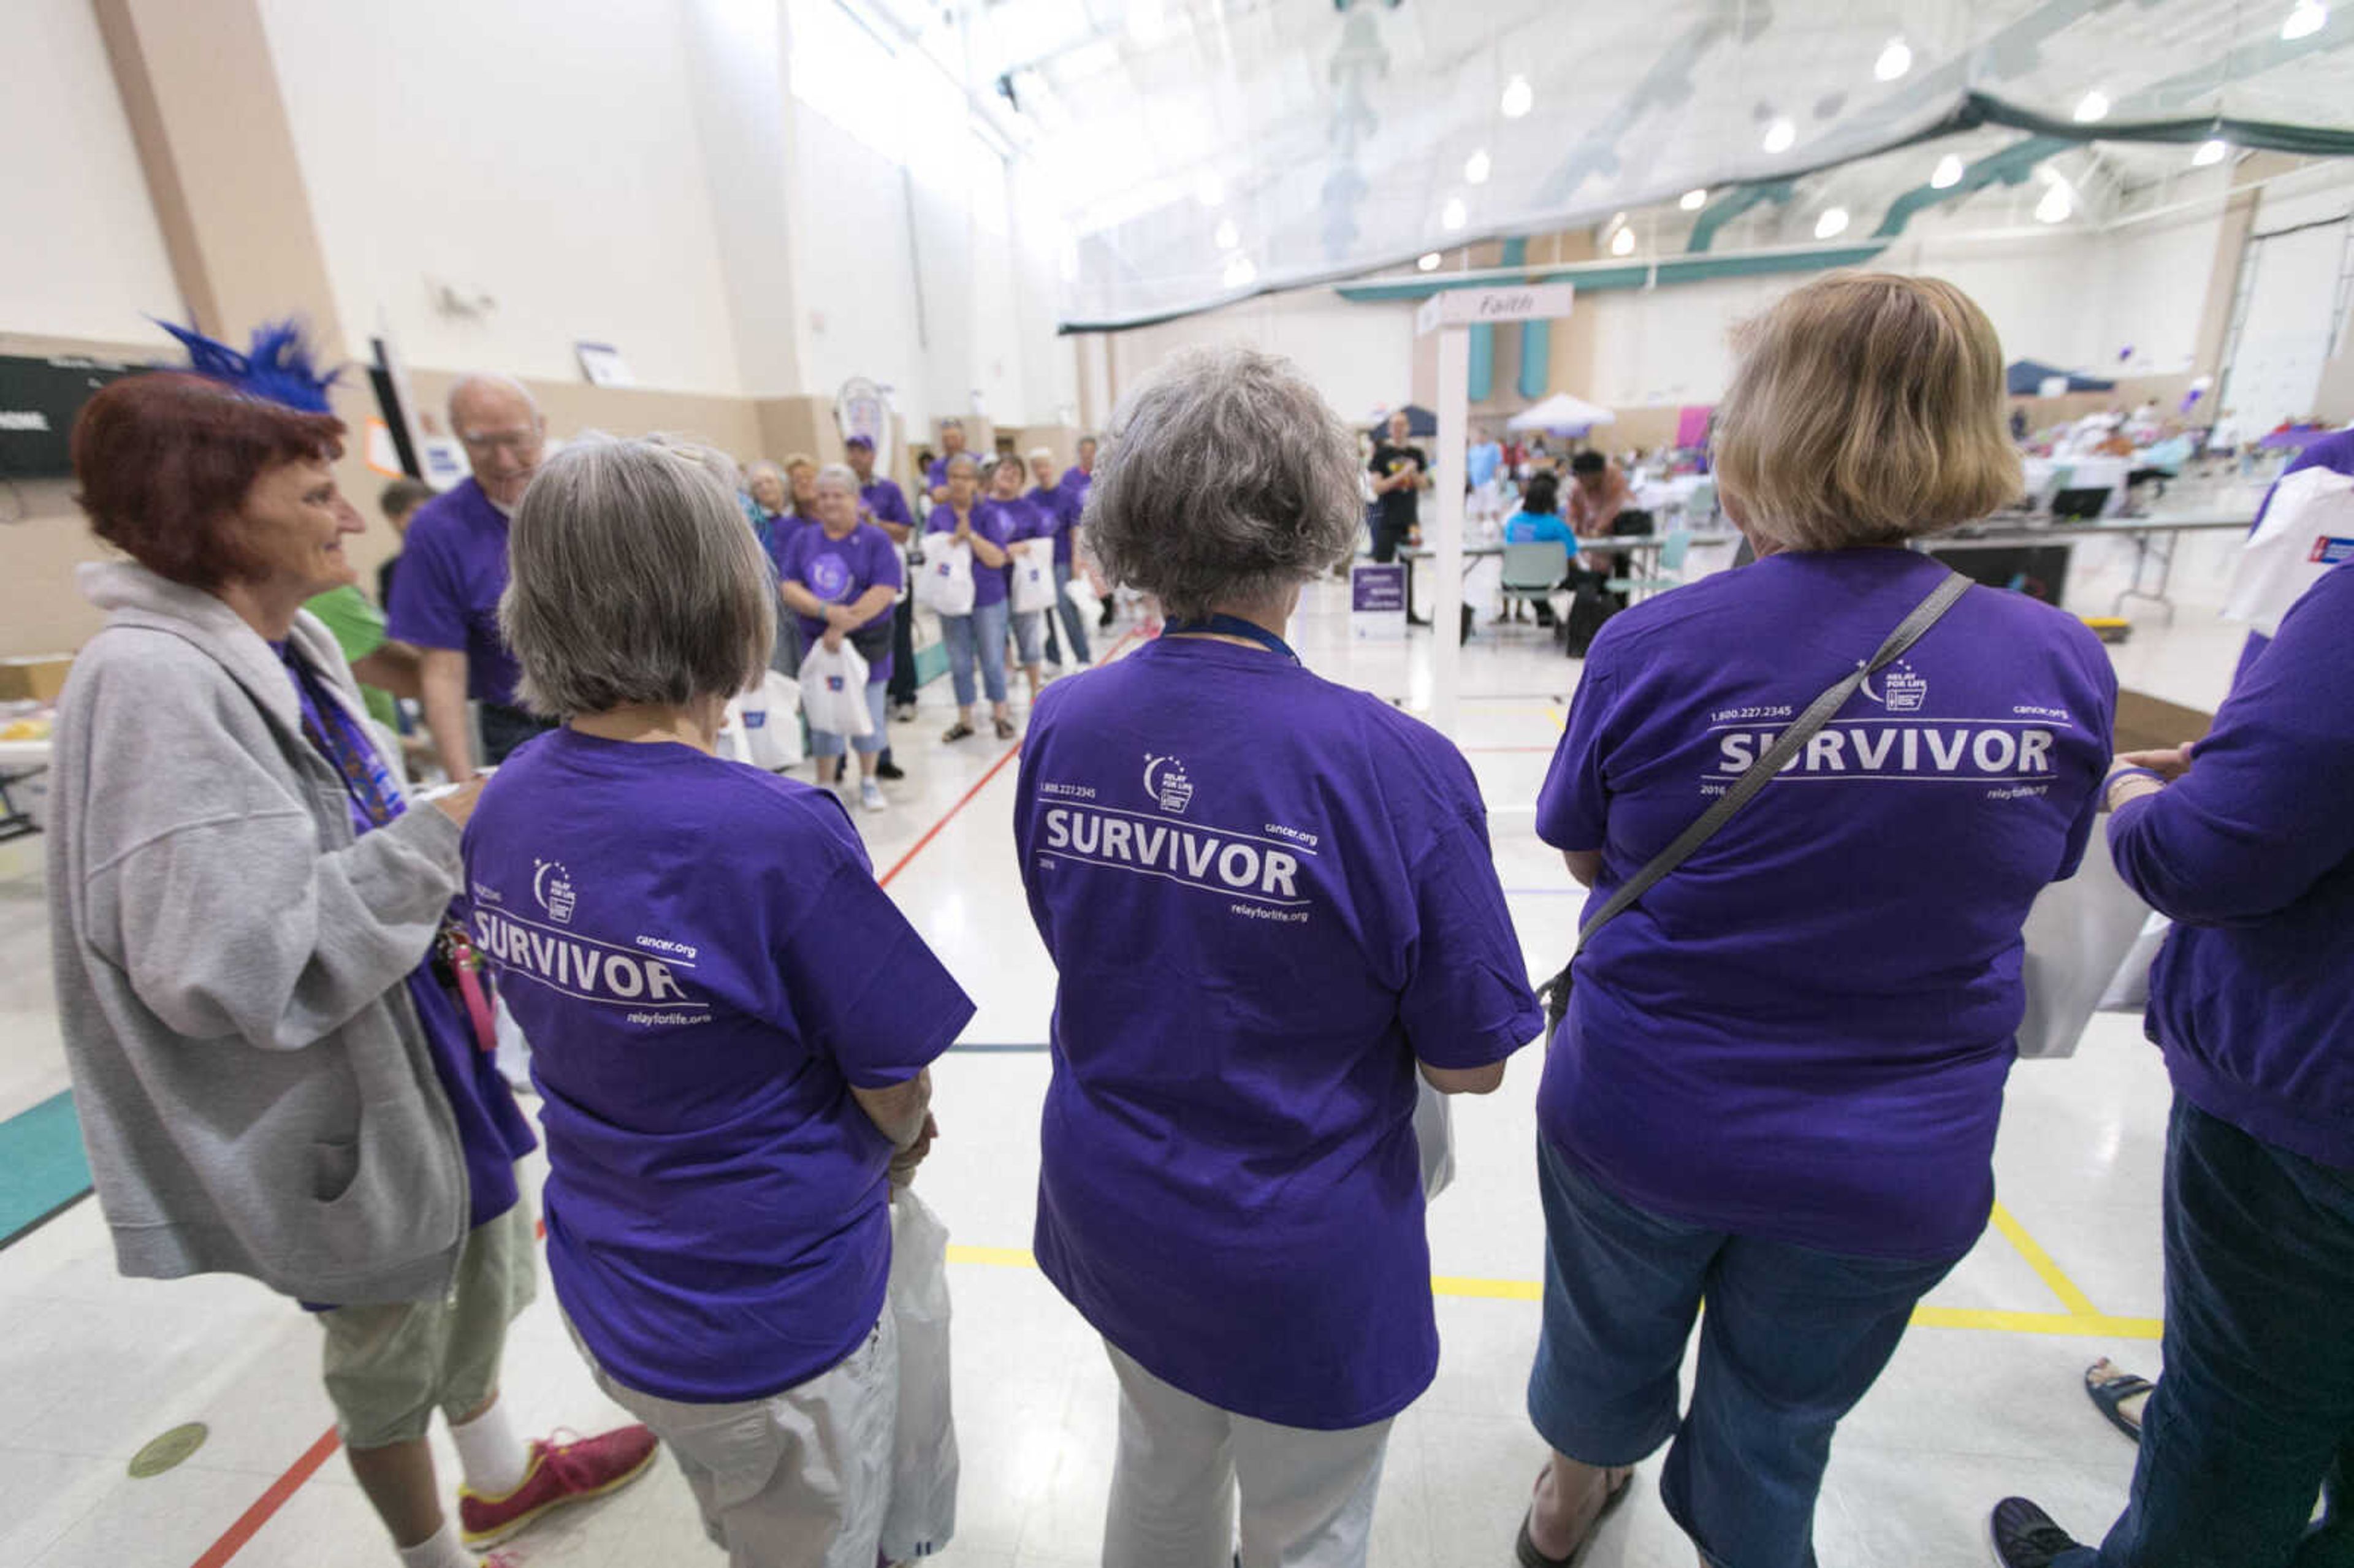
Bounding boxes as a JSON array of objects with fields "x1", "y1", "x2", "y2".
[{"x1": 1417, "y1": 283, "x2": 1576, "y2": 335}]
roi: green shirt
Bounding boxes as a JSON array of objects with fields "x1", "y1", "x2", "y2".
[{"x1": 301, "y1": 585, "x2": 399, "y2": 730}]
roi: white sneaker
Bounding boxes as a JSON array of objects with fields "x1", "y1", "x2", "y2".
[{"x1": 859, "y1": 779, "x2": 886, "y2": 813}]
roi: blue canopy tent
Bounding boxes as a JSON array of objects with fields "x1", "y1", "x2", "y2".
[
  {"x1": 2007, "y1": 360, "x2": 2116, "y2": 396},
  {"x1": 1366, "y1": 403, "x2": 1437, "y2": 438}
]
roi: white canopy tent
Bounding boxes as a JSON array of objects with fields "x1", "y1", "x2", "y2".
[{"x1": 1506, "y1": 393, "x2": 1617, "y2": 435}]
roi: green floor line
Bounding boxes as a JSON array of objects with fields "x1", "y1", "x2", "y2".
[{"x1": 0, "y1": 1088, "x2": 94, "y2": 1249}]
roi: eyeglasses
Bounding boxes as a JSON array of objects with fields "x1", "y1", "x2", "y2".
[{"x1": 458, "y1": 427, "x2": 541, "y2": 455}]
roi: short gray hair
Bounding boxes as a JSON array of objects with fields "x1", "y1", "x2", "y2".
[
  {"x1": 814, "y1": 462, "x2": 858, "y2": 493},
  {"x1": 501, "y1": 436, "x2": 774, "y2": 719},
  {"x1": 1086, "y1": 346, "x2": 1360, "y2": 619},
  {"x1": 945, "y1": 452, "x2": 979, "y2": 476}
]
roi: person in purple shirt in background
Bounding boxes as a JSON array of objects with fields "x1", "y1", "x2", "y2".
[
  {"x1": 980, "y1": 452, "x2": 1053, "y2": 705},
  {"x1": 925, "y1": 417, "x2": 975, "y2": 503},
  {"x1": 1990, "y1": 568, "x2": 2354, "y2": 1564},
  {"x1": 1016, "y1": 345, "x2": 1540, "y2": 1568},
  {"x1": 928, "y1": 452, "x2": 1015, "y2": 742},
  {"x1": 388, "y1": 373, "x2": 556, "y2": 777},
  {"x1": 467, "y1": 435, "x2": 973, "y2": 1567},
  {"x1": 1029, "y1": 446, "x2": 1093, "y2": 669},
  {"x1": 780, "y1": 465, "x2": 902, "y2": 813},
  {"x1": 1520, "y1": 275, "x2": 2114, "y2": 1568},
  {"x1": 847, "y1": 433, "x2": 920, "y2": 759}
]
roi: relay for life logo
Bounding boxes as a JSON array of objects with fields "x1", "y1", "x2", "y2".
[
  {"x1": 1143, "y1": 753, "x2": 1194, "y2": 815},
  {"x1": 533, "y1": 859, "x2": 576, "y2": 924}
]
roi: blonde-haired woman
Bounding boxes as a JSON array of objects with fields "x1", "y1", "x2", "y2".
[{"x1": 1516, "y1": 274, "x2": 2117, "y2": 1568}]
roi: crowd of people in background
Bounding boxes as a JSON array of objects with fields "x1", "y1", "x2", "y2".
[{"x1": 34, "y1": 268, "x2": 2354, "y2": 1568}]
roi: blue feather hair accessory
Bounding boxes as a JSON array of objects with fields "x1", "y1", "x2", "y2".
[{"x1": 156, "y1": 318, "x2": 340, "y2": 414}]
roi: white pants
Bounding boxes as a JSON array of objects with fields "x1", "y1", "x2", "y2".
[
  {"x1": 565, "y1": 1310, "x2": 897, "y2": 1568},
  {"x1": 1103, "y1": 1342, "x2": 1393, "y2": 1568}
]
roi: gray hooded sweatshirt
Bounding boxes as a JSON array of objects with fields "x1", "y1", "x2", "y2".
[{"x1": 47, "y1": 562, "x2": 470, "y2": 1305}]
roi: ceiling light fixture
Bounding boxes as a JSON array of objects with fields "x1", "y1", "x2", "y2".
[
  {"x1": 2193, "y1": 137, "x2": 2230, "y2": 166},
  {"x1": 1213, "y1": 217, "x2": 1240, "y2": 251},
  {"x1": 1931, "y1": 153, "x2": 1964, "y2": 188},
  {"x1": 1762, "y1": 116, "x2": 1796, "y2": 153},
  {"x1": 1501, "y1": 75, "x2": 1533, "y2": 118},
  {"x1": 1680, "y1": 188, "x2": 1709, "y2": 210},
  {"x1": 2282, "y1": 0, "x2": 2328, "y2": 39},
  {"x1": 1417, "y1": 251, "x2": 1443, "y2": 272},
  {"x1": 2035, "y1": 181, "x2": 2073, "y2": 223},
  {"x1": 1815, "y1": 207, "x2": 1851, "y2": 238},
  {"x1": 2073, "y1": 89, "x2": 2110, "y2": 123},
  {"x1": 1222, "y1": 253, "x2": 1257, "y2": 289},
  {"x1": 1874, "y1": 37, "x2": 1912, "y2": 81},
  {"x1": 1610, "y1": 226, "x2": 1636, "y2": 256},
  {"x1": 1441, "y1": 197, "x2": 1468, "y2": 231},
  {"x1": 1465, "y1": 148, "x2": 1491, "y2": 185}
]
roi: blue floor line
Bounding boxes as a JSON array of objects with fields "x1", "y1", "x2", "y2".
[{"x1": 0, "y1": 1088, "x2": 94, "y2": 1250}]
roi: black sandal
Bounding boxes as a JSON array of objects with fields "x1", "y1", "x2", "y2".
[
  {"x1": 993, "y1": 716, "x2": 1017, "y2": 742},
  {"x1": 2085, "y1": 1358, "x2": 2153, "y2": 1444},
  {"x1": 1514, "y1": 1466, "x2": 1633, "y2": 1568},
  {"x1": 942, "y1": 721, "x2": 975, "y2": 742}
]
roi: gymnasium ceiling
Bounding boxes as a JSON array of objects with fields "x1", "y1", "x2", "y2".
[{"x1": 846, "y1": 0, "x2": 2354, "y2": 326}]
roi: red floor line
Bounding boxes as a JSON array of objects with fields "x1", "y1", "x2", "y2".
[
  {"x1": 877, "y1": 624, "x2": 1149, "y2": 890},
  {"x1": 188, "y1": 623, "x2": 1153, "y2": 1568},
  {"x1": 189, "y1": 1426, "x2": 342, "y2": 1568}
]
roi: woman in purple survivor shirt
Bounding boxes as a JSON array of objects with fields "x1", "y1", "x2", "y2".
[
  {"x1": 1015, "y1": 346, "x2": 1542, "y2": 1567},
  {"x1": 468, "y1": 436, "x2": 972, "y2": 1567},
  {"x1": 1519, "y1": 275, "x2": 2114, "y2": 1568}
]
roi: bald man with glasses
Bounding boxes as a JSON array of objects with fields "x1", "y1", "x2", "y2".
[{"x1": 388, "y1": 375, "x2": 558, "y2": 778}]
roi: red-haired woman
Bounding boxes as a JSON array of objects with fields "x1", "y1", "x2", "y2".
[{"x1": 47, "y1": 370, "x2": 654, "y2": 1568}]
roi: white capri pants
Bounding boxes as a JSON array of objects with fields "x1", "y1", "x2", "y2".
[
  {"x1": 1103, "y1": 1341, "x2": 1394, "y2": 1568},
  {"x1": 565, "y1": 1309, "x2": 896, "y2": 1568}
]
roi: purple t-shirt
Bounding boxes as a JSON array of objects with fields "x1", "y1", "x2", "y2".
[
  {"x1": 982, "y1": 495, "x2": 1051, "y2": 603},
  {"x1": 386, "y1": 478, "x2": 522, "y2": 707},
  {"x1": 779, "y1": 522, "x2": 905, "y2": 682},
  {"x1": 925, "y1": 502, "x2": 1012, "y2": 610},
  {"x1": 462, "y1": 731, "x2": 973, "y2": 1402},
  {"x1": 276, "y1": 643, "x2": 534, "y2": 1232},
  {"x1": 859, "y1": 478, "x2": 912, "y2": 529},
  {"x1": 1536, "y1": 549, "x2": 2116, "y2": 1260},
  {"x1": 1016, "y1": 636, "x2": 1542, "y2": 1428}
]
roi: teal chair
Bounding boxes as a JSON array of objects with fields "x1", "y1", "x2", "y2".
[
  {"x1": 1499, "y1": 540, "x2": 1570, "y2": 625},
  {"x1": 1608, "y1": 529, "x2": 1691, "y2": 602}
]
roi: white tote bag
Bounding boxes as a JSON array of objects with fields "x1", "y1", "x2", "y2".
[
  {"x1": 1061, "y1": 573, "x2": 1103, "y2": 623},
  {"x1": 2223, "y1": 465, "x2": 2354, "y2": 636},
  {"x1": 1010, "y1": 548, "x2": 1057, "y2": 614},
  {"x1": 723, "y1": 671, "x2": 804, "y2": 770},
  {"x1": 882, "y1": 1187, "x2": 959, "y2": 1561},
  {"x1": 1414, "y1": 1079, "x2": 1456, "y2": 1201},
  {"x1": 798, "y1": 641, "x2": 874, "y2": 738},
  {"x1": 2014, "y1": 830, "x2": 2154, "y2": 1061},
  {"x1": 915, "y1": 539, "x2": 976, "y2": 618}
]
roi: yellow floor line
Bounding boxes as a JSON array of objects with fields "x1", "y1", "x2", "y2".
[
  {"x1": 944, "y1": 1245, "x2": 2162, "y2": 1339},
  {"x1": 1911, "y1": 1306, "x2": 2163, "y2": 1341},
  {"x1": 1987, "y1": 1202, "x2": 2103, "y2": 1319}
]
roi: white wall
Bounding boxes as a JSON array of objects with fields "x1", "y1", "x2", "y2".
[
  {"x1": 1103, "y1": 292, "x2": 1419, "y2": 424},
  {"x1": 259, "y1": 0, "x2": 746, "y2": 394},
  {"x1": 0, "y1": 0, "x2": 181, "y2": 344}
]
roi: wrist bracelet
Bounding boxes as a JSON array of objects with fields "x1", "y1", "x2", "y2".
[{"x1": 2108, "y1": 765, "x2": 2166, "y2": 794}]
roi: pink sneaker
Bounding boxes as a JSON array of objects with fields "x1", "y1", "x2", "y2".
[{"x1": 458, "y1": 1425, "x2": 660, "y2": 1547}]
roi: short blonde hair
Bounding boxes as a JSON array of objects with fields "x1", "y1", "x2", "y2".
[
  {"x1": 1713, "y1": 272, "x2": 2019, "y2": 550},
  {"x1": 782, "y1": 452, "x2": 816, "y2": 476}
]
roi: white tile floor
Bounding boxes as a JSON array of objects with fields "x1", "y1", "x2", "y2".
[{"x1": 0, "y1": 515, "x2": 2258, "y2": 1568}]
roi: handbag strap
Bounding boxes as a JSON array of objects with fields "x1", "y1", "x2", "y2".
[{"x1": 1567, "y1": 568, "x2": 1973, "y2": 954}]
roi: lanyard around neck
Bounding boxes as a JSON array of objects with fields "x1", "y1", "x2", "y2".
[{"x1": 1163, "y1": 614, "x2": 1299, "y2": 664}]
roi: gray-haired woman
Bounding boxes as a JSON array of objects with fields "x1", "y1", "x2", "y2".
[
  {"x1": 1011, "y1": 346, "x2": 1542, "y2": 1567},
  {"x1": 779, "y1": 463, "x2": 902, "y2": 813},
  {"x1": 463, "y1": 437, "x2": 975, "y2": 1566}
]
